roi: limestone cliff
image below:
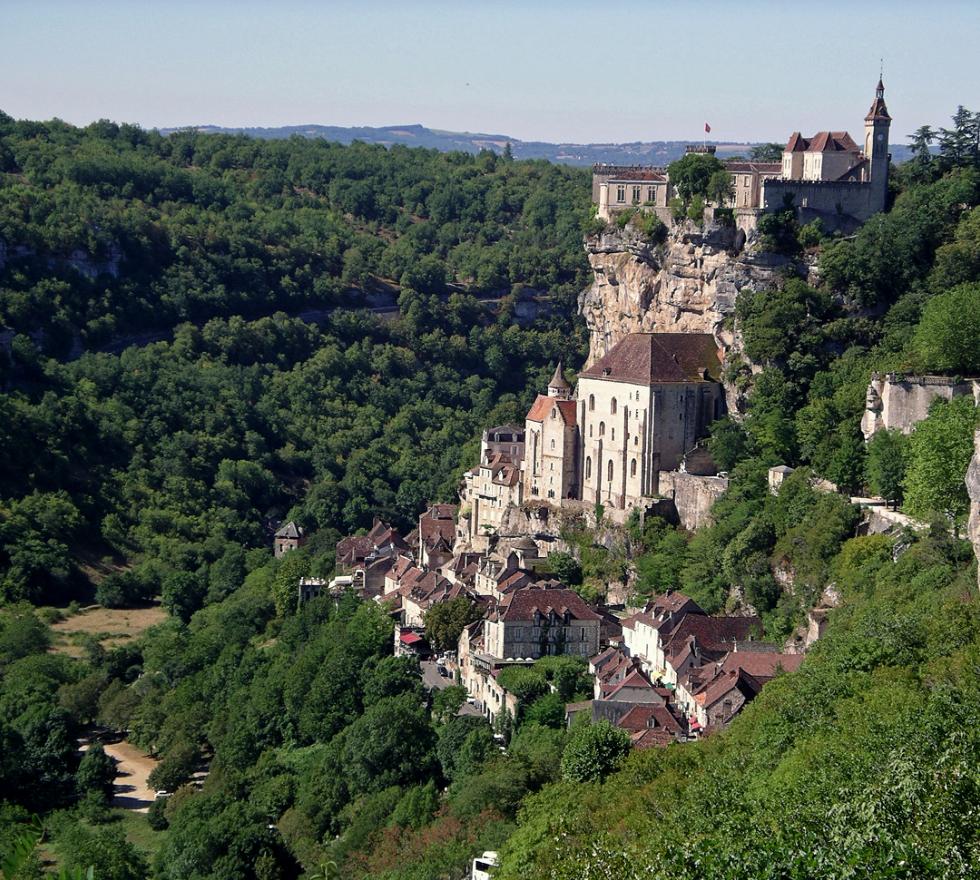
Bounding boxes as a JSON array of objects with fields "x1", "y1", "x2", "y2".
[
  {"x1": 579, "y1": 221, "x2": 801, "y2": 368},
  {"x1": 967, "y1": 429, "x2": 980, "y2": 587}
]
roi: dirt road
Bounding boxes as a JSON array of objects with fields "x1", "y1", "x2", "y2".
[{"x1": 103, "y1": 740, "x2": 159, "y2": 812}]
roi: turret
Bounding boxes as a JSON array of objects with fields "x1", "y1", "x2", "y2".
[
  {"x1": 547, "y1": 362, "x2": 572, "y2": 399},
  {"x1": 864, "y1": 78, "x2": 891, "y2": 214}
]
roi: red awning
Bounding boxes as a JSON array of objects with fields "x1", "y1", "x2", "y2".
[{"x1": 400, "y1": 631, "x2": 423, "y2": 645}]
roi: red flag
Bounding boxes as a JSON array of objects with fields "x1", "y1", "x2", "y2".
[{"x1": 704, "y1": 122, "x2": 711, "y2": 133}]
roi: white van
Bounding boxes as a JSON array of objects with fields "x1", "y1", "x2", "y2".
[{"x1": 472, "y1": 851, "x2": 498, "y2": 880}]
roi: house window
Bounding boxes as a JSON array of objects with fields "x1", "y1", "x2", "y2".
[
  {"x1": 632, "y1": 185, "x2": 641, "y2": 204},
  {"x1": 599, "y1": 421, "x2": 605, "y2": 436},
  {"x1": 611, "y1": 428, "x2": 615, "y2": 440},
  {"x1": 631, "y1": 459, "x2": 637, "y2": 477},
  {"x1": 585, "y1": 456, "x2": 592, "y2": 479},
  {"x1": 647, "y1": 186, "x2": 655, "y2": 202},
  {"x1": 588, "y1": 394, "x2": 595, "y2": 411},
  {"x1": 607, "y1": 460, "x2": 614, "y2": 481},
  {"x1": 611, "y1": 398, "x2": 617, "y2": 414},
  {"x1": 589, "y1": 425, "x2": 593, "y2": 438},
  {"x1": 743, "y1": 176, "x2": 749, "y2": 186},
  {"x1": 551, "y1": 407, "x2": 557, "y2": 419},
  {"x1": 616, "y1": 185, "x2": 625, "y2": 203}
]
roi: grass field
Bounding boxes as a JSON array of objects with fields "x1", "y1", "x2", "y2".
[{"x1": 50, "y1": 603, "x2": 168, "y2": 657}]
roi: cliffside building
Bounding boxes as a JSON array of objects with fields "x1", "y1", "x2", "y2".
[
  {"x1": 523, "y1": 364, "x2": 580, "y2": 503},
  {"x1": 594, "y1": 79, "x2": 892, "y2": 228}
]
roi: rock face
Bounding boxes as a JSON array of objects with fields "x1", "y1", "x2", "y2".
[
  {"x1": 967, "y1": 428, "x2": 980, "y2": 587},
  {"x1": 579, "y1": 222, "x2": 800, "y2": 367}
]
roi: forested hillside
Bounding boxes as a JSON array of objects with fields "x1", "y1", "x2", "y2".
[
  {"x1": 0, "y1": 113, "x2": 591, "y2": 609},
  {"x1": 2, "y1": 105, "x2": 980, "y2": 880}
]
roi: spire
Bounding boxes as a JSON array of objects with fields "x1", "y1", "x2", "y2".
[
  {"x1": 547, "y1": 361, "x2": 571, "y2": 398},
  {"x1": 865, "y1": 76, "x2": 890, "y2": 122}
]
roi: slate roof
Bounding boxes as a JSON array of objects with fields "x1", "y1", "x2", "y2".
[
  {"x1": 548, "y1": 362, "x2": 571, "y2": 391},
  {"x1": 865, "y1": 80, "x2": 891, "y2": 121},
  {"x1": 603, "y1": 169, "x2": 668, "y2": 182},
  {"x1": 579, "y1": 333, "x2": 721, "y2": 385},
  {"x1": 275, "y1": 521, "x2": 303, "y2": 539},
  {"x1": 526, "y1": 395, "x2": 577, "y2": 424},
  {"x1": 497, "y1": 588, "x2": 602, "y2": 622}
]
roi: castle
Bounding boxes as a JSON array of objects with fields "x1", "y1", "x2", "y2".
[
  {"x1": 461, "y1": 332, "x2": 724, "y2": 546},
  {"x1": 594, "y1": 79, "x2": 891, "y2": 229}
]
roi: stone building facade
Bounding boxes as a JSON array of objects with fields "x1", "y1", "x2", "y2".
[
  {"x1": 594, "y1": 80, "x2": 892, "y2": 227},
  {"x1": 861, "y1": 372, "x2": 980, "y2": 441},
  {"x1": 523, "y1": 364, "x2": 580, "y2": 503},
  {"x1": 576, "y1": 333, "x2": 724, "y2": 508},
  {"x1": 483, "y1": 588, "x2": 601, "y2": 660}
]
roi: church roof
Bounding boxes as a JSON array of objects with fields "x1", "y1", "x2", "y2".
[
  {"x1": 865, "y1": 79, "x2": 891, "y2": 122},
  {"x1": 578, "y1": 333, "x2": 721, "y2": 385},
  {"x1": 548, "y1": 362, "x2": 571, "y2": 391},
  {"x1": 526, "y1": 395, "x2": 577, "y2": 424}
]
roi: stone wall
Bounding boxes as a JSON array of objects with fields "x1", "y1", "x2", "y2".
[
  {"x1": 761, "y1": 178, "x2": 879, "y2": 228},
  {"x1": 967, "y1": 429, "x2": 980, "y2": 589},
  {"x1": 657, "y1": 471, "x2": 730, "y2": 531},
  {"x1": 861, "y1": 373, "x2": 980, "y2": 441}
]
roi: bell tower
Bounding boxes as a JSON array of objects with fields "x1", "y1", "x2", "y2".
[{"x1": 864, "y1": 77, "x2": 891, "y2": 214}]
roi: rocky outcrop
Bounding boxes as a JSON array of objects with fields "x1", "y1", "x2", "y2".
[
  {"x1": 579, "y1": 221, "x2": 801, "y2": 367},
  {"x1": 967, "y1": 429, "x2": 980, "y2": 587}
]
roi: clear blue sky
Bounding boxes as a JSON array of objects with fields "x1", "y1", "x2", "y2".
[{"x1": 2, "y1": 0, "x2": 977, "y2": 144}]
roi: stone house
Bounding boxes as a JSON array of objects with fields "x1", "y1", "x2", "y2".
[
  {"x1": 418, "y1": 503, "x2": 458, "y2": 568},
  {"x1": 621, "y1": 591, "x2": 706, "y2": 673},
  {"x1": 273, "y1": 521, "x2": 306, "y2": 558},
  {"x1": 483, "y1": 588, "x2": 602, "y2": 660},
  {"x1": 460, "y1": 424, "x2": 526, "y2": 551}
]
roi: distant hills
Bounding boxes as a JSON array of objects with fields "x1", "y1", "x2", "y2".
[{"x1": 155, "y1": 122, "x2": 918, "y2": 166}]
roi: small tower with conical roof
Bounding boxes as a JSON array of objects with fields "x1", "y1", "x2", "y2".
[
  {"x1": 864, "y1": 77, "x2": 891, "y2": 215},
  {"x1": 547, "y1": 362, "x2": 571, "y2": 400}
]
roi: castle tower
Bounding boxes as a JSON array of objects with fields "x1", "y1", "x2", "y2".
[
  {"x1": 864, "y1": 78, "x2": 891, "y2": 214},
  {"x1": 547, "y1": 362, "x2": 572, "y2": 399}
]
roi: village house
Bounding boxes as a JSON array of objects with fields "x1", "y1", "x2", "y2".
[
  {"x1": 273, "y1": 521, "x2": 306, "y2": 558},
  {"x1": 460, "y1": 424, "x2": 526, "y2": 551},
  {"x1": 483, "y1": 588, "x2": 602, "y2": 660},
  {"x1": 676, "y1": 650, "x2": 803, "y2": 731},
  {"x1": 418, "y1": 503, "x2": 458, "y2": 568}
]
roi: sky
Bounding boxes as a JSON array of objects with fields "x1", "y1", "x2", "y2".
[{"x1": 2, "y1": 0, "x2": 978, "y2": 145}]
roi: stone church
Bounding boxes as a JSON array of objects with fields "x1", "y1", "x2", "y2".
[{"x1": 522, "y1": 333, "x2": 724, "y2": 513}]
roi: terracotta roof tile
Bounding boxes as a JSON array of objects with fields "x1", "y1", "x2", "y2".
[{"x1": 526, "y1": 395, "x2": 577, "y2": 424}]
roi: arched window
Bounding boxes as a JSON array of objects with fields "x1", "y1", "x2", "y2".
[
  {"x1": 589, "y1": 425, "x2": 593, "y2": 438},
  {"x1": 551, "y1": 407, "x2": 557, "y2": 419},
  {"x1": 585, "y1": 456, "x2": 592, "y2": 479},
  {"x1": 588, "y1": 394, "x2": 595, "y2": 411},
  {"x1": 611, "y1": 398, "x2": 617, "y2": 414},
  {"x1": 630, "y1": 459, "x2": 637, "y2": 477},
  {"x1": 599, "y1": 421, "x2": 605, "y2": 436},
  {"x1": 607, "y1": 460, "x2": 614, "y2": 481}
]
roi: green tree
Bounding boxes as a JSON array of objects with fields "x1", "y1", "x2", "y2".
[
  {"x1": 865, "y1": 429, "x2": 907, "y2": 507},
  {"x1": 749, "y1": 143, "x2": 784, "y2": 162},
  {"x1": 423, "y1": 596, "x2": 481, "y2": 653},
  {"x1": 75, "y1": 743, "x2": 116, "y2": 804},
  {"x1": 707, "y1": 169, "x2": 733, "y2": 205},
  {"x1": 666, "y1": 153, "x2": 725, "y2": 202},
  {"x1": 912, "y1": 282, "x2": 980, "y2": 373},
  {"x1": 560, "y1": 720, "x2": 631, "y2": 783},
  {"x1": 903, "y1": 396, "x2": 979, "y2": 524}
]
